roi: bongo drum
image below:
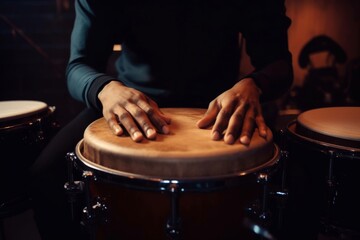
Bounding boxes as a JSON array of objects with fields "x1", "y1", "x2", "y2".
[
  {"x1": 285, "y1": 107, "x2": 360, "y2": 238},
  {"x1": 0, "y1": 100, "x2": 59, "y2": 215},
  {"x1": 67, "y1": 108, "x2": 280, "y2": 240}
]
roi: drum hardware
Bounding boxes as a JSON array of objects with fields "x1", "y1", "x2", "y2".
[
  {"x1": 256, "y1": 128, "x2": 289, "y2": 238},
  {"x1": 81, "y1": 196, "x2": 109, "y2": 228},
  {"x1": 80, "y1": 171, "x2": 108, "y2": 228},
  {"x1": 165, "y1": 183, "x2": 181, "y2": 240},
  {"x1": 244, "y1": 160, "x2": 289, "y2": 240},
  {"x1": 326, "y1": 150, "x2": 337, "y2": 209},
  {"x1": 64, "y1": 152, "x2": 85, "y2": 220},
  {"x1": 242, "y1": 217, "x2": 276, "y2": 240},
  {"x1": 274, "y1": 130, "x2": 290, "y2": 229},
  {"x1": 65, "y1": 153, "x2": 109, "y2": 240}
]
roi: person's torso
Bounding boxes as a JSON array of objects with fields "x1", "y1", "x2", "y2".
[{"x1": 109, "y1": 1, "x2": 244, "y2": 107}]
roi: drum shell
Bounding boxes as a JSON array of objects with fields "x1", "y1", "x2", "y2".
[
  {"x1": 0, "y1": 106, "x2": 59, "y2": 205},
  {"x1": 284, "y1": 121, "x2": 360, "y2": 235},
  {"x1": 74, "y1": 157, "x2": 273, "y2": 240},
  {"x1": 0, "y1": 107, "x2": 58, "y2": 164}
]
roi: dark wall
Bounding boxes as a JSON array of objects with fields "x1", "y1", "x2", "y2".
[{"x1": 0, "y1": 0, "x2": 84, "y2": 126}]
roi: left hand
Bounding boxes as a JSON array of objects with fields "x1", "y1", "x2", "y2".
[{"x1": 197, "y1": 78, "x2": 268, "y2": 145}]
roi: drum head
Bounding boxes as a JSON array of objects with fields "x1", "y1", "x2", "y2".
[
  {"x1": 0, "y1": 100, "x2": 48, "y2": 123},
  {"x1": 76, "y1": 108, "x2": 277, "y2": 180},
  {"x1": 287, "y1": 107, "x2": 360, "y2": 152}
]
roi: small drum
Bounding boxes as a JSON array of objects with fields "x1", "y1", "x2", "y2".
[
  {"x1": 285, "y1": 107, "x2": 360, "y2": 238},
  {"x1": 68, "y1": 108, "x2": 280, "y2": 240},
  {"x1": 0, "y1": 100, "x2": 59, "y2": 213}
]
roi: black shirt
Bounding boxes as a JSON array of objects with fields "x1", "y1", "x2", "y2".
[{"x1": 66, "y1": 0, "x2": 293, "y2": 109}]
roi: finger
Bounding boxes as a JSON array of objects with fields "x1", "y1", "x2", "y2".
[
  {"x1": 148, "y1": 99, "x2": 172, "y2": 124},
  {"x1": 223, "y1": 107, "x2": 245, "y2": 144},
  {"x1": 156, "y1": 109, "x2": 172, "y2": 125},
  {"x1": 211, "y1": 106, "x2": 234, "y2": 141},
  {"x1": 255, "y1": 112, "x2": 268, "y2": 138},
  {"x1": 148, "y1": 100, "x2": 172, "y2": 134},
  {"x1": 239, "y1": 107, "x2": 256, "y2": 145},
  {"x1": 149, "y1": 111, "x2": 171, "y2": 134},
  {"x1": 126, "y1": 105, "x2": 157, "y2": 140},
  {"x1": 197, "y1": 102, "x2": 218, "y2": 130},
  {"x1": 115, "y1": 108, "x2": 144, "y2": 142},
  {"x1": 137, "y1": 99, "x2": 170, "y2": 135},
  {"x1": 105, "y1": 114, "x2": 123, "y2": 136}
]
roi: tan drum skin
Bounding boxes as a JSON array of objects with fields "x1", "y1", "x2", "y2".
[
  {"x1": 297, "y1": 107, "x2": 360, "y2": 142},
  {"x1": 0, "y1": 100, "x2": 48, "y2": 123},
  {"x1": 293, "y1": 107, "x2": 360, "y2": 150},
  {"x1": 79, "y1": 108, "x2": 275, "y2": 179}
]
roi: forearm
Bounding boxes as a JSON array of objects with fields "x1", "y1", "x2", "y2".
[
  {"x1": 247, "y1": 59, "x2": 293, "y2": 102},
  {"x1": 65, "y1": 0, "x2": 120, "y2": 110},
  {"x1": 239, "y1": 0, "x2": 294, "y2": 101},
  {"x1": 66, "y1": 63, "x2": 115, "y2": 109}
]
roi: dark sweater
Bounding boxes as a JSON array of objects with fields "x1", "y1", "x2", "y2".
[{"x1": 66, "y1": 0, "x2": 293, "y2": 110}]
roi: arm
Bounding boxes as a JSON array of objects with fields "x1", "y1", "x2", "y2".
[
  {"x1": 198, "y1": 0, "x2": 293, "y2": 145},
  {"x1": 66, "y1": 0, "x2": 170, "y2": 142},
  {"x1": 240, "y1": 0, "x2": 293, "y2": 101},
  {"x1": 66, "y1": 0, "x2": 117, "y2": 109}
]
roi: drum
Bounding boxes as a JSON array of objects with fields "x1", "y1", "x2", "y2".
[
  {"x1": 284, "y1": 107, "x2": 360, "y2": 238},
  {"x1": 0, "y1": 100, "x2": 59, "y2": 215},
  {"x1": 68, "y1": 108, "x2": 280, "y2": 240}
]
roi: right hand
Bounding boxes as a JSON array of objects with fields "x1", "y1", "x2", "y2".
[{"x1": 98, "y1": 81, "x2": 171, "y2": 142}]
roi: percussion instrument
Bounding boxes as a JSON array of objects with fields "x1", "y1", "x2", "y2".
[
  {"x1": 67, "y1": 108, "x2": 280, "y2": 240},
  {"x1": 285, "y1": 106, "x2": 360, "y2": 238},
  {"x1": 0, "y1": 100, "x2": 59, "y2": 215}
]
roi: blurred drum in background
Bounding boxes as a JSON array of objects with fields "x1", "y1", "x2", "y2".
[
  {"x1": 0, "y1": 100, "x2": 59, "y2": 215},
  {"x1": 66, "y1": 108, "x2": 281, "y2": 240},
  {"x1": 284, "y1": 107, "x2": 360, "y2": 239}
]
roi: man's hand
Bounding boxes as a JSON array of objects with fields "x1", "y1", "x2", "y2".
[
  {"x1": 197, "y1": 78, "x2": 267, "y2": 145},
  {"x1": 98, "y1": 81, "x2": 171, "y2": 142}
]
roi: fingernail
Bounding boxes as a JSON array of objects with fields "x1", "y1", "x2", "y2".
[
  {"x1": 146, "y1": 128, "x2": 156, "y2": 138},
  {"x1": 212, "y1": 131, "x2": 220, "y2": 140},
  {"x1": 113, "y1": 126, "x2": 122, "y2": 135},
  {"x1": 260, "y1": 129, "x2": 267, "y2": 137},
  {"x1": 162, "y1": 125, "x2": 170, "y2": 134},
  {"x1": 224, "y1": 134, "x2": 234, "y2": 144},
  {"x1": 133, "y1": 131, "x2": 143, "y2": 142},
  {"x1": 240, "y1": 135, "x2": 250, "y2": 145}
]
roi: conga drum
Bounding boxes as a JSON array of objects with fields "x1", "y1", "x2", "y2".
[
  {"x1": 0, "y1": 100, "x2": 59, "y2": 215},
  {"x1": 285, "y1": 107, "x2": 360, "y2": 239},
  {"x1": 67, "y1": 108, "x2": 280, "y2": 240}
]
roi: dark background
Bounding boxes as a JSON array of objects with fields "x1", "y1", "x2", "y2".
[{"x1": 1, "y1": 0, "x2": 359, "y2": 128}]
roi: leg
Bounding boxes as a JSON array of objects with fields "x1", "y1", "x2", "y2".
[{"x1": 27, "y1": 108, "x2": 100, "y2": 240}]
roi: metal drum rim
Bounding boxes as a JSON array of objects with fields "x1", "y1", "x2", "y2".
[
  {"x1": 286, "y1": 120, "x2": 360, "y2": 157},
  {"x1": 74, "y1": 139, "x2": 280, "y2": 191}
]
